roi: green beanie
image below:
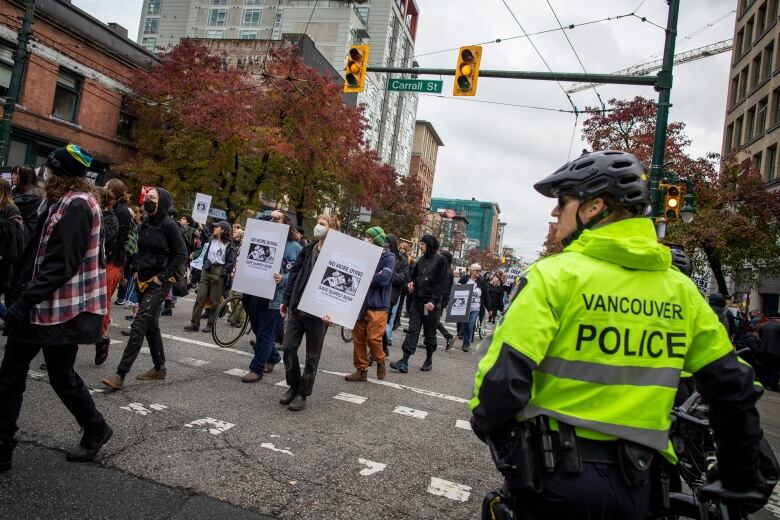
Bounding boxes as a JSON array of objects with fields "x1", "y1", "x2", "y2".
[{"x1": 366, "y1": 226, "x2": 386, "y2": 246}]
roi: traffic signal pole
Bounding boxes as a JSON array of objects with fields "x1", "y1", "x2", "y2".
[{"x1": 0, "y1": 0, "x2": 35, "y2": 167}]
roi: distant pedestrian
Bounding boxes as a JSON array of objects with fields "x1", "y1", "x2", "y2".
[
  {"x1": 0, "y1": 145, "x2": 112, "y2": 470},
  {"x1": 437, "y1": 250, "x2": 456, "y2": 351},
  {"x1": 10, "y1": 164, "x2": 41, "y2": 247},
  {"x1": 758, "y1": 314, "x2": 780, "y2": 391},
  {"x1": 486, "y1": 275, "x2": 504, "y2": 323},
  {"x1": 383, "y1": 234, "x2": 409, "y2": 353},
  {"x1": 461, "y1": 263, "x2": 487, "y2": 352},
  {"x1": 93, "y1": 186, "x2": 119, "y2": 365}
]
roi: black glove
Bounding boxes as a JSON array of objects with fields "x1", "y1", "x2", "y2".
[{"x1": 4, "y1": 302, "x2": 28, "y2": 323}]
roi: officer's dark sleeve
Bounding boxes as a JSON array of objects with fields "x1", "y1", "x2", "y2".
[{"x1": 694, "y1": 351, "x2": 764, "y2": 490}]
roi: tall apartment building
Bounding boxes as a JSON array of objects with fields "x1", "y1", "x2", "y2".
[
  {"x1": 137, "y1": 0, "x2": 420, "y2": 177},
  {"x1": 722, "y1": 0, "x2": 780, "y2": 315},
  {"x1": 408, "y1": 120, "x2": 443, "y2": 212},
  {"x1": 430, "y1": 197, "x2": 501, "y2": 253}
]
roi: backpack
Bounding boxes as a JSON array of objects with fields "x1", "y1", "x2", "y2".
[
  {"x1": 124, "y1": 226, "x2": 139, "y2": 256},
  {"x1": 0, "y1": 212, "x2": 25, "y2": 266}
]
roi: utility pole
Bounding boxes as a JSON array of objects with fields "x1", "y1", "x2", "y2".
[
  {"x1": 649, "y1": 0, "x2": 680, "y2": 238},
  {"x1": 0, "y1": 0, "x2": 35, "y2": 166}
]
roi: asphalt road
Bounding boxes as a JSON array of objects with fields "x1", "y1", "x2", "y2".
[{"x1": 1, "y1": 297, "x2": 780, "y2": 520}]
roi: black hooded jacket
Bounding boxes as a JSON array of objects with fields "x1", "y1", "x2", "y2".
[
  {"x1": 410, "y1": 235, "x2": 450, "y2": 308},
  {"x1": 135, "y1": 188, "x2": 187, "y2": 282},
  {"x1": 12, "y1": 185, "x2": 41, "y2": 248},
  {"x1": 385, "y1": 234, "x2": 409, "y2": 305},
  {"x1": 709, "y1": 293, "x2": 736, "y2": 335}
]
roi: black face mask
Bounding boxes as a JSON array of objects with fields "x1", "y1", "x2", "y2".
[{"x1": 143, "y1": 199, "x2": 157, "y2": 215}]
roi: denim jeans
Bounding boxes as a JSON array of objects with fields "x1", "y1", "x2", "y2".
[
  {"x1": 461, "y1": 310, "x2": 480, "y2": 348},
  {"x1": 385, "y1": 300, "x2": 400, "y2": 343},
  {"x1": 246, "y1": 296, "x2": 282, "y2": 374}
]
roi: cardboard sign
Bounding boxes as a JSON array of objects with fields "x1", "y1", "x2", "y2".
[
  {"x1": 445, "y1": 284, "x2": 474, "y2": 323},
  {"x1": 297, "y1": 230, "x2": 382, "y2": 329},
  {"x1": 231, "y1": 218, "x2": 289, "y2": 299},
  {"x1": 192, "y1": 192, "x2": 212, "y2": 224}
]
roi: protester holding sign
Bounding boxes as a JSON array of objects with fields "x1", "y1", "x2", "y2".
[
  {"x1": 345, "y1": 227, "x2": 395, "y2": 382},
  {"x1": 241, "y1": 210, "x2": 301, "y2": 383},
  {"x1": 278, "y1": 214, "x2": 340, "y2": 411}
]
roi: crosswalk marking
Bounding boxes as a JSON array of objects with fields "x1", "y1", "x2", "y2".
[
  {"x1": 455, "y1": 419, "x2": 472, "y2": 431},
  {"x1": 427, "y1": 477, "x2": 471, "y2": 502},
  {"x1": 184, "y1": 417, "x2": 235, "y2": 435},
  {"x1": 333, "y1": 392, "x2": 367, "y2": 404},
  {"x1": 224, "y1": 368, "x2": 249, "y2": 377},
  {"x1": 393, "y1": 406, "x2": 428, "y2": 419}
]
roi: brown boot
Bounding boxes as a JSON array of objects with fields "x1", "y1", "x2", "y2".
[
  {"x1": 344, "y1": 369, "x2": 367, "y2": 382},
  {"x1": 376, "y1": 361, "x2": 386, "y2": 380},
  {"x1": 101, "y1": 374, "x2": 124, "y2": 390},
  {"x1": 136, "y1": 368, "x2": 167, "y2": 380}
]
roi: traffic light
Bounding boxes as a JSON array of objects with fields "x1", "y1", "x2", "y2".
[
  {"x1": 662, "y1": 183, "x2": 682, "y2": 220},
  {"x1": 453, "y1": 46, "x2": 482, "y2": 96},
  {"x1": 344, "y1": 44, "x2": 369, "y2": 93}
]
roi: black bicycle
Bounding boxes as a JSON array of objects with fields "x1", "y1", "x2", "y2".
[{"x1": 212, "y1": 293, "x2": 250, "y2": 348}]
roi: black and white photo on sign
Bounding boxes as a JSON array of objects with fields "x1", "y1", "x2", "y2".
[
  {"x1": 231, "y1": 218, "x2": 288, "y2": 299},
  {"x1": 445, "y1": 284, "x2": 474, "y2": 323},
  {"x1": 297, "y1": 230, "x2": 382, "y2": 329}
]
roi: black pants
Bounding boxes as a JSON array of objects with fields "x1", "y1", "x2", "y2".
[
  {"x1": 401, "y1": 300, "x2": 439, "y2": 359},
  {"x1": 512, "y1": 462, "x2": 651, "y2": 519},
  {"x1": 0, "y1": 338, "x2": 107, "y2": 443},
  {"x1": 117, "y1": 282, "x2": 170, "y2": 376},
  {"x1": 758, "y1": 352, "x2": 780, "y2": 390},
  {"x1": 437, "y1": 319, "x2": 453, "y2": 341},
  {"x1": 283, "y1": 310, "x2": 327, "y2": 397}
]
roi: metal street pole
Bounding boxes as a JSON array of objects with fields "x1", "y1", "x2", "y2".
[
  {"x1": 649, "y1": 0, "x2": 680, "y2": 238},
  {"x1": 0, "y1": 0, "x2": 35, "y2": 167}
]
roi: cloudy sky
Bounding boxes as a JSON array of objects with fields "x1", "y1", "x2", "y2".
[{"x1": 73, "y1": 0, "x2": 736, "y2": 259}]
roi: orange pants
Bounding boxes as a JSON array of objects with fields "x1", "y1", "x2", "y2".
[
  {"x1": 102, "y1": 262, "x2": 124, "y2": 336},
  {"x1": 352, "y1": 309, "x2": 388, "y2": 370}
]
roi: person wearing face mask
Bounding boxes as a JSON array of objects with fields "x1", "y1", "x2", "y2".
[
  {"x1": 101, "y1": 187, "x2": 186, "y2": 390},
  {"x1": 345, "y1": 227, "x2": 395, "y2": 382},
  {"x1": 184, "y1": 220, "x2": 235, "y2": 334},
  {"x1": 278, "y1": 214, "x2": 339, "y2": 411}
]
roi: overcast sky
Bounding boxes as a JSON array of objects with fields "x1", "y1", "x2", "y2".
[{"x1": 73, "y1": 0, "x2": 736, "y2": 260}]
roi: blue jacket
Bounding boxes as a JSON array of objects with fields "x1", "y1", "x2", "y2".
[
  {"x1": 255, "y1": 211, "x2": 302, "y2": 309},
  {"x1": 365, "y1": 250, "x2": 395, "y2": 311}
]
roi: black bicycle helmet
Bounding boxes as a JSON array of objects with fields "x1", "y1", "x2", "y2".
[
  {"x1": 534, "y1": 150, "x2": 650, "y2": 215},
  {"x1": 668, "y1": 246, "x2": 693, "y2": 277}
]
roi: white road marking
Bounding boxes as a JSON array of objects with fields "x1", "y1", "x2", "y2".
[
  {"x1": 455, "y1": 419, "x2": 472, "y2": 431},
  {"x1": 358, "y1": 458, "x2": 386, "y2": 476},
  {"x1": 224, "y1": 368, "x2": 249, "y2": 377},
  {"x1": 120, "y1": 403, "x2": 153, "y2": 416},
  {"x1": 184, "y1": 417, "x2": 235, "y2": 435},
  {"x1": 148, "y1": 404, "x2": 168, "y2": 411},
  {"x1": 89, "y1": 389, "x2": 105, "y2": 395},
  {"x1": 179, "y1": 358, "x2": 210, "y2": 367},
  {"x1": 270, "y1": 434, "x2": 281, "y2": 438},
  {"x1": 766, "y1": 486, "x2": 780, "y2": 517},
  {"x1": 110, "y1": 339, "x2": 122, "y2": 345},
  {"x1": 140, "y1": 347, "x2": 150, "y2": 354},
  {"x1": 427, "y1": 477, "x2": 471, "y2": 502},
  {"x1": 161, "y1": 333, "x2": 251, "y2": 357},
  {"x1": 333, "y1": 392, "x2": 367, "y2": 404},
  {"x1": 27, "y1": 371, "x2": 45, "y2": 380},
  {"x1": 393, "y1": 406, "x2": 428, "y2": 419},
  {"x1": 260, "y1": 442, "x2": 293, "y2": 456},
  {"x1": 275, "y1": 379, "x2": 290, "y2": 387}
]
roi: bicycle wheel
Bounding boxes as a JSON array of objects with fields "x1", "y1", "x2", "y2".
[
  {"x1": 341, "y1": 326, "x2": 353, "y2": 343},
  {"x1": 213, "y1": 294, "x2": 250, "y2": 347}
]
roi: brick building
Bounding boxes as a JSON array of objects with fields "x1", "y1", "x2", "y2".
[
  {"x1": 0, "y1": 0, "x2": 154, "y2": 178},
  {"x1": 408, "y1": 120, "x2": 443, "y2": 212}
]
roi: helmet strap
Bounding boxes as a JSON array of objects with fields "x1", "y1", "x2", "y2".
[{"x1": 561, "y1": 202, "x2": 612, "y2": 247}]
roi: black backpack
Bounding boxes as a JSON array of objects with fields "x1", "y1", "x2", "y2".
[{"x1": 0, "y1": 210, "x2": 25, "y2": 266}]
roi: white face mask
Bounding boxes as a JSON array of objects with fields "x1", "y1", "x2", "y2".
[{"x1": 313, "y1": 223, "x2": 328, "y2": 239}]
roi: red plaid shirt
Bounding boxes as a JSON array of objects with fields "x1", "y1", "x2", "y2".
[{"x1": 30, "y1": 191, "x2": 107, "y2": 325}]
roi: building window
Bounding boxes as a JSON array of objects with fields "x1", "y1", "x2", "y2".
[
  {"x1": 735, "y1": 116, "x2": 744, "y2": 146},
  {"x1": 245, "y1": 0, "x2": 264, "y2": 4},
  {"x1": 758, "y1": 2, "x2": 768, "y2": 33},
  {"x1": 116, "y1": 96, "x2": 136, "y2": 141},
  {"x1": 52, "y1": 69, "x2": 81, "y2": 123},
  {"x1": 758, "y1": 96, "x2": 769, "y2": 132},
  {"x1": 767, "y1": 145, "x2": 777, "y2": 181},
  {"x1": 772, "y1": 0, "x2": 780, "y2": 19},
  {"x1": 211, "y1": 0, "x2": 228, "y2": 5},
  {"x1": 242, "y1": 9, "x2": 262, "y2": 27},
  {"x1": 207, "y1": 8, "x2": 227, "y2": 26},
  {"x1": 143, "y1": 17, "x2": 159, "y2": 35},
  {"x1": 741, "y1": 67, "x2": 750, "y2": 99},
  {"x1": 205, "y1": 29, "x2": 225, "y2": 38},
  {"x1": 239, "y1": 30, "x2": 258, "y2": 39},
  {"x1": 736, "y1": 28, "x2": 745, "y2": 57},
  {"x1": 764, "y1": 43, "x2": 774, "y2": 79},
  {"x1": 773, "y1": 88, "x2": 780, "y2": 124},
  {"x1": 147, "y1": 0, "x2": 162, "y2": 15},
  {"x1": 731, "y1": 76, "x2": 739, "y2": 107},
  {"x1": 141, "y1": 37, "x2": 156, "y2": 52},
  {"x1": 753, "y1": 55, "x2": 762, "y2": 88},
  {"x1": 746, "y1": 17, "x2": 755, "y2": 48},
  {"x1": 0, "y1": 40, "x2": 14, "y2": 99},
  {"x1": 752, "y1": 151, "x2": 763, "y2": 173},
  {"x1": 726, "y1": 123, "x2": 735, "y2": 151},
  {"x1": 747, "y1": 107, "x2": 756, "y2": 140}
]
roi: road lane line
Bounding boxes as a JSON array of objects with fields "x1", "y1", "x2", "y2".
[
  {"x1": 393, "y1": 406, "x2": 428, "y2": 419},
  {"x1": 455, "y1": 419, "x2": 472, "y2": 431},
  {"x1": 224, "y1": 368, "x2": 249, "y2": 377},
  {"x1": 184, "y1": 417, "x2": 235, "y2": 435},
  {"x1": 333, "y1": 392, "x2": 367, "y2": 404},
  {"x1": 260, "y1": 442, "x2": 293, "y2": 456},
  {"x1": 179, "y1": 358, "x2": 210, "y2": 367},
  {"x1": 161, "y1": 333, "x2": 251, "y2": 357},
  {"x1": 358, "y1": 458, "x2": 387, "y2": 476},
  {"x1": 427, "y1": 477, "x2": 471, "y2": 502}
]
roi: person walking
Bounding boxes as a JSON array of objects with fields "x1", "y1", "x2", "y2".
[
  {"x1": 92, "y1": 187, "x2": 118, "y2": 365},
  {"x1": 471, "y1": 150, "x2": 768, "y2": 518},
  {"x1": 10, "y1": 164, "x2": 41, "y2": 247},
  {"x1": 393, "y1": 242, "x2": 412, "y2": 330},
  {"x1": 461, "y1": 263, "x2": 487, "y2": 352},
  {"x1": 184, "y1": 221, "x2": 235, "y2": 333},
  {"x1": 345, "y1": 227, "x2": 395, "y2": 382},
  {"x1": 437, "y1": 250, "x2": 456, "y2": 351},
  {"x1": 0, "y1": 145, "x2": 112, "y2": 470},
  {"x1": 241, "y1": 210, "x2": 302, "y2": 383},
  {"x1": 758, "y1": 313, "x2": 780, "y2": 391},
  {"x1": 0, "y1": 179, "x2": 24, "y2": 321},
  {"x1": 101, "y1": 187, "x2": 186, "y2": 390},
  {"x1": 278, "y1": 214, "x2": 339, "y2": 411},
  {"x1": 383, "y1": 234, "x2": 409, "y2": 352},
  {"x1": 390, "y1": 234, "x2": 450, "y2": 373},
  {"x1": 486, "y1": 275, "x2": 504, "y2": 323}
]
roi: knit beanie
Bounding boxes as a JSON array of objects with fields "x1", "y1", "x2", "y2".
[
  {"x1": 46, "y1": 144, "x2": 92, "y2": 178},
  {"x1": 365, "y1": 226, "x2": 386, "y2": 246}
]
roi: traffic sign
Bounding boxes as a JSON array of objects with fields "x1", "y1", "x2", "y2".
[{"x1": 386, "y1": 78, "x2": 443, "y2": 93}]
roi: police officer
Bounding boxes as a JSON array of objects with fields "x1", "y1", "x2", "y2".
[{"x1": 470, "y1": 151, "x2": 768, "y2": 518}]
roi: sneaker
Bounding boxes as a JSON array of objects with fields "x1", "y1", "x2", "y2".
[
  {"x1": 101, "y1": 374, "x2": 124, "y2": 390},
  {"x1": 390, "y1": 359, "x2": 408, "y2": 373},
  {"x1": 344, "y1": 369, "x2": 367, "y2": 382},
  {"x1": 66, "y1": 425, "x2": 113, "y2": 463},
  {"x1": 160, "y1": 308, "x2": 172, "y2": 317},
  {"x1": 136, "y1": 368, "x2": 167, "y2": 381},
  {"x1": 94, "y1": 337, "x2": 110, "y2": 366},
  {"x1": 288, "y1": 394, "x2": 306, "y2": 411},
  {"x1": 201, "y1": 326, "x2": 213, "y2": 333},
  {"x1": 421, "y1": 358, "x2": 433, "y2": 371},
  {"x1": 462, "y1": 345, "x2": 470, "y2": 353},
  {"x1": 183, "y1": 324, "x2": 199, "y2": 332},
  {"x1": 377, "y1": 361, "x2": 386, "y2": 380},
  {"x1": 445, "y1": 336, "x2": 455, "y2": 351},
  {"x1": 279, "y1": 387, "x2": 297, "y2": 405},
  {"x1": 241, "y1": 371, "x2": 262, "y2": 383}
]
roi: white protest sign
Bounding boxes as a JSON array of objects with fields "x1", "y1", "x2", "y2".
[
  {"x1": 297, "y1": 230, "x2": 382, "y2": 329},
  {"x1": 192, "y1": 192, "x2": 212, "y2": 224},
  {"x1": 507, "y1": 267, "x2": 524, "y2": 284},
  {"x1": 232, "y1": 218, "x2": 288, "y2": 299}
]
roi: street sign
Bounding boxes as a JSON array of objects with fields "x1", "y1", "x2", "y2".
[
  {"x1": 209, "y1": 207, "x2": 227, "y2": 220},
  {"x1": 358, "y1": 206, "x2": 372, "y2": 223},
  {"x1": 386, "y1": 78, "x2": 443, "y2": 93}
]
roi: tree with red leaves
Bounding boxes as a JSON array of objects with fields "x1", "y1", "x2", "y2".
[{"x1": 582, "y1": 96, "x2": 780, "y2": 295}]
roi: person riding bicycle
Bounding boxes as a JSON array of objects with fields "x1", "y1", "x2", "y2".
[{"x1": 470, "y1": 150, "x2": 769, "y2": 519}]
